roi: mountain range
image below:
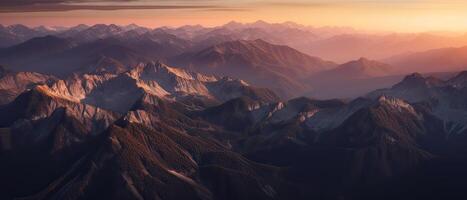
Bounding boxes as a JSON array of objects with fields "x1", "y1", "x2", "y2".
[
  {"x1": 0, "y1": 24, "x2": 57, "y2": 48},
  {"x1": 2, "y1": 22, "x2": 467, "y2": 67},
  {"x1": 385, "y1": 45, "x2": 467, "y2": 73},
  {"x1": 3, "y1": 22, "x2": 467, "y2": 99},
  {"x1": 1, "y1": 58, "x2": 467, "y2": 199},
  {"x1": 171, "y1": 39, "x2": 336, "y2": 98},
  {"x1": 2, "y1": 21, "x2": 467, "y2": 200},
  {"x1": 304, "y1": 57, "x2": 402, "y2": 99}
]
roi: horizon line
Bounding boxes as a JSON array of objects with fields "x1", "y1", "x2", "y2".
[{"x1": 1, "y1": 20, "x2": 466, "y2": 35}]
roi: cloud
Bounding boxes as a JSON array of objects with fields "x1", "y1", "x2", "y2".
[
  {"x1": 0, "y1": 0, "x2": 222, "y2": 12},
  {"x1": 254, "y1": 0, "x2": 467, "y2": 8},
  {"x1": 1, "y1": 0, "x2": 137, "y2": 6}
]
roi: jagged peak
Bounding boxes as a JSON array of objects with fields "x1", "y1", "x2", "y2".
[
  {"x1": 446, "y1": 70, "x2": 467, "y2": 88},
  {"x1": 177, "y1": 24, "x2": 204, "y2": 30},
  {"x1": 251, "y1": 20, "x2": 269, "y2": 26},
  {"x1": 323, "y1": 57, "x2": 392, "y2": 78},
  {"x1": 225, "y1": 20, "x2": 243, "y2": 26},
  {"x1": 342, "y1": 57, "x2": 383, "y2": 67},
  {"x1": 150, "y1": 28, "x2": 170, "y2": 35},
  {"x1": 223, "y1": 21, "x2": 244, "y2": 30},
  {"x1": 130, "y1": 61, "x2": 168, "y2": 73},
  {"x1": 449, "y1": 70, "x2": 467, "y2": 82},
  {"x1": 88, "y1": 24, "x2": 107, "y2": 28},
  {"x1": 147, "y1": 60, "x2": 170, "y2": 69},
  {"x1": 206, "y1": 39, "x2": 275, "y2": 54},
  {"x1": 394, "y1": 73, "x2": 433, "y2": 89},
  {"x1": 131, "y1": 61, "x2": 218, "y2": 82},
  {"x1": 404, "y1": 72, "x2": 424, "y2": 80},
  {"x1": 33, "y1": 85, "x2": 80, "y2": 103},
  {"x1": 135, "y1": 61, "x2": 188, "y2": 78},
  {"x1": 7, "y1": 24, "x2": 30, "y2": 30},
  {"x1": 71, "y1": 24, "x2": 89, "y2": 30},
  {"x1": 124, "y1": 23, "x2": 140, "y2": 29},
  {"x1": 87, "y1": 24, "x2": 122, "y2": 32},
  {"x1": 377, "y1": 95, "x2": 417, "y2": 115},
  {"x1": 405, "y1": 73, "x2": 442, "y2": 87},
  {"x1": 357, "y1": 57, "x2": 371, "y2": 63},
  {"x1": 455, "y1": 70, "x2": 467, "y2": 77}
]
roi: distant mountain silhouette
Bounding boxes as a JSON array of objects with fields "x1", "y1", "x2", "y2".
[
  {"x1": 171, "y1": 39, "x2": 336, "y2": 98},
  {"x1": 386, "y1": 45, "x2": 467, "y2": 73}
]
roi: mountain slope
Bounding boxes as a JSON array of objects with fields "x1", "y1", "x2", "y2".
[
  {"x1": 0, "y1": 28, "x2": 199, "y2": 77},
  {"x1": 171, "y1": 39, "x2": 336, "y2": 98},
  {"x1": 315, "y1": 57, "x2": 395, "y2": 80},
  {"x1": 0, "y1": 24, "x2": 57, "y2": 48},
  {"x1": 58, "y1": 24, "x2": 126, "y2": 43},
  {"x1": 303, "y1": 32, "x2": 467, "y2": 62},
  {"x1": 319, "y1": 96, "x2": 440, "y2": 188},
  {"x1": 305, "y1": 58, "x2": 399, "y2": 99},
  {"x1": 385, "y1": 45, "x2": 467, "y2": 73},
  {"x1": 0, "y1": 65, "x2": 53, "y2": 105},
  {"x1": 368, "y1": 71, "x2": 467, "y2": 135}
]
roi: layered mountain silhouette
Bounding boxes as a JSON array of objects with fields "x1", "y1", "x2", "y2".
[
  {"x1": 171, "y1": 39, "x2": 336, "y2": 98},
  {"x1": 3, "y1": 22, "x2": 465, "y2": 99},
  {"x1": 0, "y1": 24, "x2": 57, "y2": 48},
  {"x1": 304, "y1": 33, "x2": 467, "y2": 62},
  {"x1": 315, "y1": 57, "x2": 395, "y2": 80},
  {"x1": 305, "y1": 58, "x2": 401, "y2": 99},
  {"x1": 386, "y1": 45, "x2": 467, "y2": 73}
]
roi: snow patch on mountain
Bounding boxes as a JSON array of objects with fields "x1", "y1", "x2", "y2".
[{"x1": 378, "y1": 96, "x2": 418, "y2": 116}]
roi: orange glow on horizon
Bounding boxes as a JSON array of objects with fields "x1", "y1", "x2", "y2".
[{"x1": 2, "y1": 1, "x2": 467, "y2": 33}]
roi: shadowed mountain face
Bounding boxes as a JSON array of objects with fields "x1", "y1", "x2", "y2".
[{"x1": 2, "y1": 22, "x2": 467, "y2": 200}]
